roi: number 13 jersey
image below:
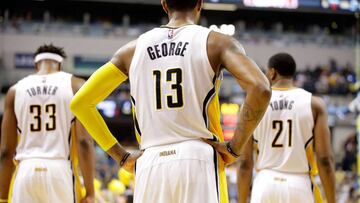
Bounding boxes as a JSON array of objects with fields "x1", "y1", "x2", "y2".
[
  {"x1": 14, "y1": 72, "x2": 74, "y2": 161},
  {"x1": 129, "y1": 25, "x2": 223, "y2": 150}
]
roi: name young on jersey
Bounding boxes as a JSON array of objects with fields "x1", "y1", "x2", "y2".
[
  {"x1": 147, "y1": 41, "x2": 189, "y2": 60},
  {"x1": 270, "y1": 99, "x2": 294, "y2": 111},
  {"x1": 26, "y1": 85, "x2": 58, "y2": 97}
]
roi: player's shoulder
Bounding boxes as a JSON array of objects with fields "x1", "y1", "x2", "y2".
[
  {"x1": 4, "y1": 84, "x2": 17, "y2": 103},
  {"x1": 71, "y1": 75, "x2": 86, "y2": 94},
  {"x1": 12, "y1": 74, "x2": 36, "y2": 90},
  {"x1": 208, "y1": 31, "x2": 245, "y2": 55},
  {"x1": 292, "y1": 87, "x2": 312, "y2": 95},
  {"x1": 311, "y1": 95, "x2": 327, "y2": 115}
]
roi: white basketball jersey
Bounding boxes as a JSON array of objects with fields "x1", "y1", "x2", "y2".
[
  {"x1": 14, "y1": 72, "x2": 74, "y2": 161},
  {"x1": 254, "y1": 88, "x2": 314, "y2": 173},
  {"x1": 129, "y1": 25, "x2": 219, "y2": 149}
]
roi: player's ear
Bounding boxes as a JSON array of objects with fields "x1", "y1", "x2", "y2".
[
  {"x1": 197, "y1": 0, "x2": 204, "y2": 11},
  {"x1": 57, "y1": 63, "x2": 62, "y2": 71},
  {"x1": 161, "y1": 0, "x2": 169, "y2": 15},
  {"x1": 35, "y1": 62, "x2": 39, "y2": 71},
  {"x1": 268, "y1": 67, "x2": 276, "y2": 81}
]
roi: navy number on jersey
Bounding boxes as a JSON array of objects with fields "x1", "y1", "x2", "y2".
[
  {"x1": 153, "y1": 68, "x2": 184, "y2": 110},
  {"x1": 29, "y1": 104, "x2": 56, "y2": 132},
  {"x1": 272, "y1": 120, "x2": 293, "y2": 148}
]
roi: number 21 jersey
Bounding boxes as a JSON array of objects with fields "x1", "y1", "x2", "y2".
[{"x1": 254, "y1": 88, "x2": 314, "y2": 173}]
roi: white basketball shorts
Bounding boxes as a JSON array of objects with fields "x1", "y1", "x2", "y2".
[
  {"x1": 11, "y1": 159, "x2": 74, "y2": 203},
  {"x1": 134, "y1": 139, "x2": 220, "y2": 203},
  {"x1": 250, "y1": 169, "x2": 314, "y2": 203}
]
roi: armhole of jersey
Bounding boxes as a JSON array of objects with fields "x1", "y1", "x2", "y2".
[
  {"x1": 13, "y1": 83, "x2": 18, "y2": 119},
  {"x1": 128, "y1": 36, "x2": 143, "y2": 79},
  {"x1": 69, "y1": 74, "x2": 76, "y2": 97},
  {"x1": 305, "y1": 91, "x2": 315, "y2": 148},
  {"x1": 308, "y1": 92, "x2": 315, "y2": 132},
  {"x1": 203, "y1": 29, "x2": 216, "y2": 78}
]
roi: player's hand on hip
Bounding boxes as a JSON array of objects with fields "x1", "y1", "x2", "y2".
[
  {"x1": 121, "y1": 150, "x2": 143, "y2": 173},
  {"x1": 80, "y1": 196, "x2": 95, "y2": 203},
  {"x1": 203, "y1": 139, "x2": 238, "y2": 166}
]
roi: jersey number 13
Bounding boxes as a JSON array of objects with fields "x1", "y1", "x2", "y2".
[{"x1": 153, "y1": 68, "x2": 184, "y2": 110}]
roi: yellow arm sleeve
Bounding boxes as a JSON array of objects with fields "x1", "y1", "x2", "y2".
[{"x1": 70, "y1": 62, "x2": 128, "y2": 151}]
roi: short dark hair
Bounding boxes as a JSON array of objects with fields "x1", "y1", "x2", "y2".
[
  {"x1": 268, "y1": 53, "x2": 296, "y2": 77},
  {"x1": 34, "y1": 44, "x2": 66, "y2": 58},
  {"x1": 166, "y1": 0, "x2": 199, "y2": 11}
]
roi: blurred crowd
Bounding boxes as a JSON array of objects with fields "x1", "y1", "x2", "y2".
[
  {"x1": 294, "y1": 60, "x2": 357, "y2": 95},
  {"x1": 0, "y1": 10, "x2": 355, "y2": 47}
]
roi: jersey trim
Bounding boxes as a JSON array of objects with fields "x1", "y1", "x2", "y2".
[
  {"x1": 212, "y1": 147, "x2": 220, "y2": 202},
  {"x1": 16, "y1": 126, "x2": 22, "y2": 134},
  {"x1": 71, "y1": 167, "x2": 76, "y2": 203},
  {"x1": 202, "y1": 76, "x2": 218, "y2": 128},
  {"x1": 134, "y1": 116, "x2": 142, "y2": 136},
  {"x1": 130, "y1": 96, "x2": 141, "y2": 137},
  {"x1": 304, "y1": 136, "x2": 314, "y2": 149},
  {"x1": 203, "y1": 88, "x2": 216, "y2": 128},
  {"x1": 272, "y1": 87, "x2": 298, "y2": 91},
  {"x1": 68, "y1": 130, "x2": 72, "y2": 160},
  {"x1": 159, "y1": 24, "x2": 194, "y2": 29}
]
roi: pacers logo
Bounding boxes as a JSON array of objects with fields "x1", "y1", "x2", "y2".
[{"x1": 168, "y1": 29, "x2": 174, "y2": 39}]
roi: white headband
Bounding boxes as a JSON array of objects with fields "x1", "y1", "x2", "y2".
[{"x1": 34, "y1": 52, "x2": 64, "y2": 63}]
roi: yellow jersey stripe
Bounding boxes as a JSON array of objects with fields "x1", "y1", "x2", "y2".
[{"x1": 206, "y1": 78, "x2": 229, "y2": 203}]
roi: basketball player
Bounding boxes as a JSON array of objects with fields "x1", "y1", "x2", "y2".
[
  {"x1": 0, "y1": 44, "x2": 95, "y2": 203},
  {"x1": 237, "y1": 53, "x2": 335, "y2": 203},
  {"x1": 70, "y1": 0, "x2": 271, "y2": 202}
]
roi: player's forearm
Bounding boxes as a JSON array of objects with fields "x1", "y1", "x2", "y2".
[
  {"x1": 237, "y1": 160, "x2": 253, "y2": 203},
  {"x1": 78, "y1": 139, "x2": 95, "y2": 197},
  {"x1": 230, "y1": 86, "x2": 271, "y2": 154},
  {"x1": 70, "y1": 62, "x2": 127, "y2": 151},
  {"x1": 0, "y1": 151, "x2": 15, "y2": 199},
  {"x1": 106, "y1": 143, "x2": 130, "y2": 164},
  {"x1": 317, "y1": 156, "x2": 336, "y2": 203}
]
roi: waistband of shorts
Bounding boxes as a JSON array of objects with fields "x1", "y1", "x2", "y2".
[
  {"x1": 258, "y1": 169, "x2": 310, "y2": 178},
  {"x1": 139, "y1": 139, "x2": 214, "y2": 166},
  {"x1": 18, "y1": 158, "x2": 71, "y2": 164}
]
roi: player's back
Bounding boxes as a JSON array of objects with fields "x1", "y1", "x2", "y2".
[
  {"x1": 14, "y1": 71, "x2": 74, "y2": 161},
  {"x1": 254, "y1": 88, "x2": 314, "y2": 173},
  {"x1": 129, "y1": 25, "x2": 219, "y2": 149}
]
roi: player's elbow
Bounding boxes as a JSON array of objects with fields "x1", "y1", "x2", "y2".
[
  {"x1": 318, "y1": 155, "x2": 335, "y2": 170},
  {"x1": 78, "y1": 138, "x2": 94, "y2": 151},
  {"x1": 0, "y1": 149, "x2": 14, "y2": 163},
  {"x1": 238, "y1": 157, "x2": 253, "y2": 172},
  {"x1": 252, "y1": 81, "x2": 272, "y2": 104},
  {"x1": 70, "y1": 95, "x2": 86, "y2": 115}
]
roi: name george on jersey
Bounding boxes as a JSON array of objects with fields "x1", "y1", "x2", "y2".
[
  {"x1": 270, "y1": 99, "x2": 295, "y2": 111},
  {"x1": 26, "y1": 85, "x2": 59, "y2": 97},
  {"x1": 147, "y1": 41, "x2": 189, "y2": 60}
]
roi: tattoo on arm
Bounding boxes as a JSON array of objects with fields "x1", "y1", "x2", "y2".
[
  {"x1": 241, "y1": 102, "x2": 265, "y2": 122},
  {"x1": 231, "y1": 102, "x2": 267, "y2": 153}
]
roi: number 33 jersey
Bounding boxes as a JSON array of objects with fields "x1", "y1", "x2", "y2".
[
  {"x1": 253, "y1": 88, "x2": 314, "y2": 173},
  {"x1": 14, "y1": 72, "x2": 74, "y2": 161},
  {"x1": 129, "y1": 25, "x2": 222, "y2": 150}
]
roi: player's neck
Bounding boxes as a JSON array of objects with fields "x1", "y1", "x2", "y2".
[
  {"x1": 166, "y1": 11, "x2": 197, "y2": 28},
  {"x1": 272, "y1": 78, "x2": 294, "y2": 89},
  {"x1": 36, "y1": 67, "x2": 60, "y2": 75}
]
